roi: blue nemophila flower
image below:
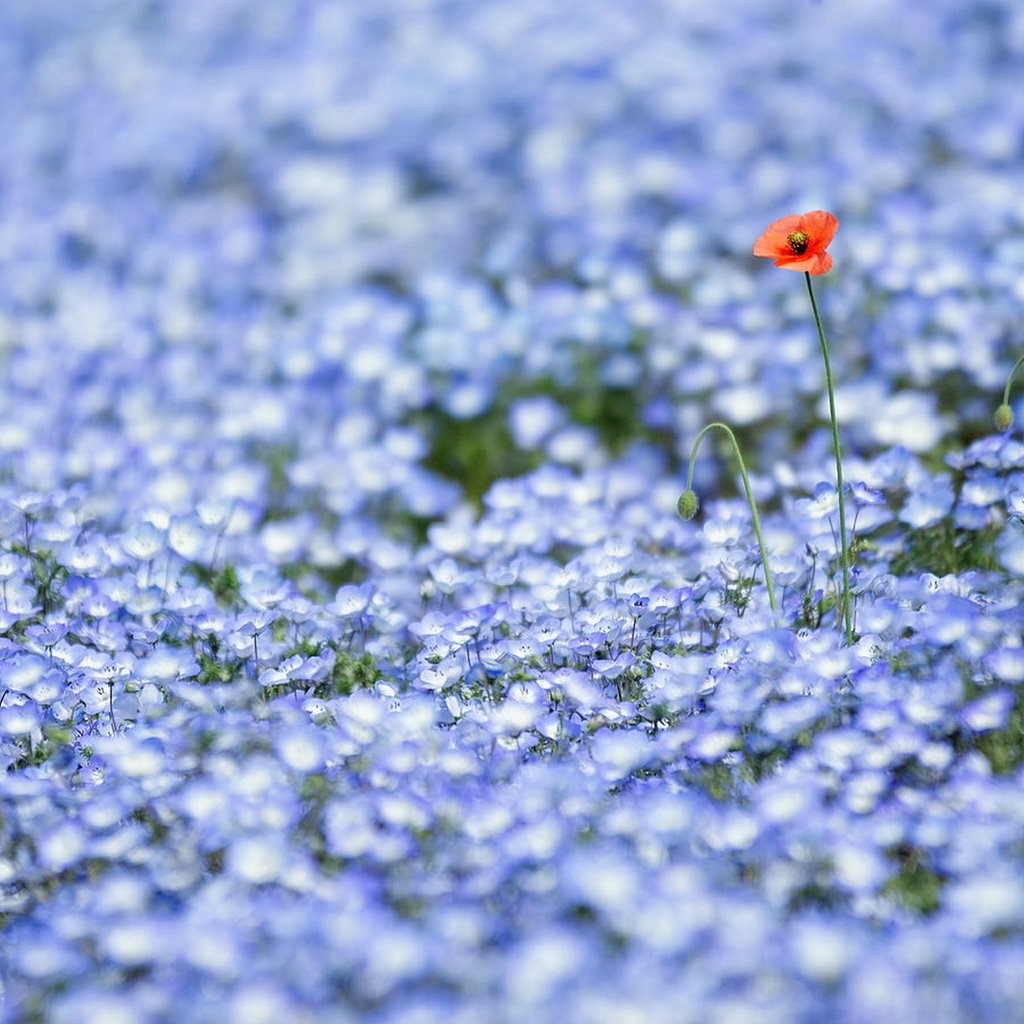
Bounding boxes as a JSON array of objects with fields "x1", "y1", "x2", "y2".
[
  {"x1": 983, "y1": 645, "x2": 1024, "y2": 683},
  {"x1": 487, "y1": 695, "x2": 546, "y2": 738},
  {"x1": 509, "y1": 395, "x2": 567, "y2": 449},
  {"x1": 948, "y1": 433, "x2": 1024, "y2": 472},
  {"x1": 995, "y1": 519, "x2": 1024, "y2": 574},
  {"x1": 55, "y1": 537, "x2": 113, "y2": 576},
  {"x1": 226, "y1": 833, "x2": 291, "y2": 885},
  {"x1": 916, "y1": 592, "x2": 982, "y2": 647},
  {"x1": 3, "y1": 652, "x2": 63, "y2": 703},
  {"x1": 429, "y1": 557, "x2": 478, "y2": 595},
  {"x1": 325, "y1": 581, "x2": 374, "y2": 618},
  {"x1": 900, "y1": 473, "x2": 955, "y2": 529},
  {"x1": 701, "y1": 502, "x2": 754, "y2": 547},
  {"x1": 791, "y1": 915, "x2": 866, "y2": 986},
  {"x1": 2, "y1": 0, "x2": 1024, "y2": 1019},
  {"x1": 961, "y1": 472, "x2": 1004, "y2": 510},
  {"x1": 1006, "y1": 490, "x2": 1024, "y2": 520},
  {"x1": 589, "y1": 724, "x2": 659, "y2": 778},
  {"x1": 688, "y1": 726, "x2": 739, "y2": 763},
  {"x1": 91, "y1": 733, "x2": 167, "y2": 779},
  {"x1": 759, "y1": 696, "x2": 830, "y2": 744},
  {"x1": 960, "y1": 690, "x2": 1014, "y2": 733},
  {"x1": 946, "y1": 871, "x2": 1024, "y2": 938},
  {"x1": 135, "y1": 646, "x2": 201, "y2": 684},
  {"x1": 165, "y1": 514, "x2": 208, "y2": 561},
  {"x1": 0, "y1": 700, "x2": 42, "y2": 745}
]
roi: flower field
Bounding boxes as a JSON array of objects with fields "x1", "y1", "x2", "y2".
[{"x1": 3, "y1": 1, "x2": 1024, "y2": 1021}]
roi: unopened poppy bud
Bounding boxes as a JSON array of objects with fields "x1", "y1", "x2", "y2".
[
  {"x1": 677, "y1": 490, "x2": 700, "y2": 520},
  {"x1": 682, "y1": 420, "x2": 777, "y2": 616},
  {"x1": 994, "y1": 403, "x2": 1014, "y2": 433}
]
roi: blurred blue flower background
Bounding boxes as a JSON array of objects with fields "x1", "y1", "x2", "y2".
[{"x1": 2, "y1": 1, "x2": 1024, "y2": 1021}]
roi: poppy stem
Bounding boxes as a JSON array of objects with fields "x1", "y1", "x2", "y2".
[
  {"x1": 681, "y1": 421, "x2": 778, "y2": 616},
  {"x1": 1001, "y1": 354, "x2": 1024, "y2": 408},
  {"x1": 995, "y1": 353, "x2": 1024, "y2": 432},
  {"x1": 804, "y1": 272, "x2": 854, "y2": 644}
]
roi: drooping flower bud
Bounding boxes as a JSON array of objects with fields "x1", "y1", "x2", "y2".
[
  {"x1": 681, "y1": 420, "x2": 778, "y2": 616},
  {"x1": 994, "y1": 403, "x2": 1014, "y2": 433},
  {"x1": 677, "y1": 490, "x2": 700, "y2": 520}
]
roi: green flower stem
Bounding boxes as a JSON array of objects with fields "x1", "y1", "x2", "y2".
[
  {"x1": 995, "y1": 353, "x2": 1024, "y2": 430},
  {"x1": 804, "y1": 271, "x2": 854, "y2": 644},
  {"x1": 1001, "y1": 353, "x2": 1024, "y2": 409},
  {"x1": 684, "y1": 421, "x2": 778, "y2": 615}
]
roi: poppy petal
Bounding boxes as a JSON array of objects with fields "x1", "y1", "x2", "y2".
[
  {"x1": 754, "y1": 210, "x2": 838, "y2": 272},
  {"x1": 809, "y1": 251, "x2": 833, "y2": 274},
  {"x1": 752, "y1": 215, "x2": 803, "y2": 256},
  {"x1": 773, "y1": 251, "x2": 832, "y2": 274},
  {"x1": 800, "y1": 210, "x2": 839, "y2": 248}
]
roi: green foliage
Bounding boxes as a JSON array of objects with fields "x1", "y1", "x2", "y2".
[
  {"x1": 560, "y1": 360, "x2": 644, "y2": 451},
  {"x1": 419, "y1": 405, "x2": 543, "y2": 506},
  {"x1": 194, "y1": 631, "x2": 240, "y2": 684},
  {"x1": 197, "y1": 648, "x2": 238, "y2": 685},
  {"x1": 737, "y1": 745, "x2": 789, "y2": 785},
  {"x1": 418, "y1": 343, "x2": 664, "y2": 505},
  {"x1": 796, "y1": 587, "x2": 831, "y2": 631},
  {"x1": 888, "y1": 517, "x2": 999, "y2": 576},
  {"x1": 188, "y1": 563, "x2": 241, "y2": 605},
  {"x1": 787, "y1": 878, "x2": 848, "y2": 912},
  {"x1": 721, "y1": 570, "x2": 758, "y2": 617},
  {"x1": 252, "y1": 441, "x2": 300, "y2": 510},
  {"x1": 976, "y1": 690, "x2": 1024, "y2": 775},
  {"x1": 322, "y1": 649, "x2": 383, "y2": 697},
  {"x1": 883, "y1": 844, "x2": 944, "y2": 914},
  {"x1": 7, "y1": 724, "x2": 73, "y2": 772},
  {"x1": 284, "y1": 558, "x2": 366, "y2": 594},
  {"x1": 5, "y1": 542, "x2": 68, "y2": 619},
  {"x1": 690, "y1": 761, "x2": 740, "y2": 802}
]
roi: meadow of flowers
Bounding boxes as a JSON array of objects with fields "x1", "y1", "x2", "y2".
[{"x1": 3, "y1": 1, "x2": 1024, "y2": 1021}]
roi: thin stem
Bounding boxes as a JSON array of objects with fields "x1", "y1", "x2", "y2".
[
  {"x1": 804, "y1": 272, "x2": 854, "y2": 644},
  {"x1": 684, "y1": 421, "x2": 778, "y2": 615},
  {"x1": 1002, "y1": 353, "x2": 1024, "y2": 408}
]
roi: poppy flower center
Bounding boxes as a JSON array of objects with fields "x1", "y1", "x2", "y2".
[{"x1": 786, "y1": 230, "x2": 809, "y2": 255}]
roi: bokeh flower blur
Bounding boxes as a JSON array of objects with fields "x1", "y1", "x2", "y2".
[{"x1": 2, "y1": 1, "x2": 1024, "y2": 1022}]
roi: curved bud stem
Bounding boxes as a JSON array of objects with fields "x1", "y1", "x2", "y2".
[
  {"x1": 997, "y1": 353, "x2": 1024, "y2": 431},
  {"x1": 805, "y1": 272, "x2": 854, "y2": 644},
  {"x1": 683, "y1": 421, "x2": 778, "y2": 615}
]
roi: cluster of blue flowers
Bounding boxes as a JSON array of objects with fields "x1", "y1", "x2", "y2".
[{"x1": 3, "y1": 0, "x2": 1024, "y2": 1021}]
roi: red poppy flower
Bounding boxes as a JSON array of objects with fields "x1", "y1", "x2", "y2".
[{"x1": 753, "y1": 210, "x2": 838, "y2": 274}]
